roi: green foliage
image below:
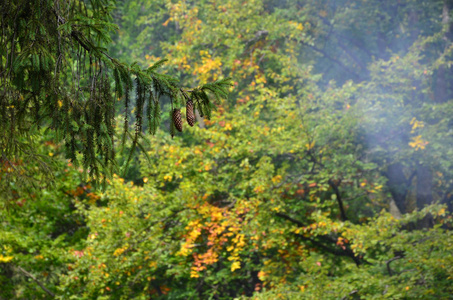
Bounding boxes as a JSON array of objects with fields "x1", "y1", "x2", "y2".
[{"x1": 0, "y1": 138, "x2": 87, "y2": 298}]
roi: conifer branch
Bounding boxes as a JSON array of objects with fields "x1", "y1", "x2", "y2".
[{"x1": 0, "y1": 0, "x2": 232, "y2": 187}]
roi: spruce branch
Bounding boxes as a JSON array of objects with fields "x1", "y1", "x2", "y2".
[{"x1": 1, "y1": 0, "x2": 233, "y2": 187}]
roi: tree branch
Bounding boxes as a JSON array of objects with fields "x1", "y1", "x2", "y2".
[
  {"x1": 328, "y1": 179, "x2": 348, "y2": 221},
  {"x1": 275, "y1": 212, "x2": 305, "y2": 227},
  {"x1": 317, "y1": 16, "x2": 373, "y2": 57},
  {"x1": 300, "y1": 41, "x2": 362, "y2": 81},
  {"x1": 335, "y1": 36, "x2": 367, "y2": 71},
  {"x1": 16, "y1": 266, "x2": 55, "y2": 298},
  {"x1": 341, "y1": 290, "x2": 358, "y2": 300},
  {"x1": 53, "y1": 7, "x2": 115, "y2": 64},
  {"x1": 275, "y1": 212, "x2": 364, "y2": 266},
  {"x1": 386, "y1": 255, "x2": 404, "y2": 276}
]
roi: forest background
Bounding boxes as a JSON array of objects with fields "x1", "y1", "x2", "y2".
[{"x1": 1, "y1": 0, "x2": 453, "y2": 299}]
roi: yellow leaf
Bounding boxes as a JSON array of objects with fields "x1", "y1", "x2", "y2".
[
  {"x1": 305, "y1": 141, "x2": 315, "y2": 150},
  {"x1": 272, "y1": 175, "x2": 282, "y2": 184},
  {"x1": 231, "y1": 261, "x2": 241, "y2": 272},
  {"x1": 190, "y1": 269, "x2": 199, "y2": 278},
  {"x1": 0, "y1": 255, "x2": 13, "y2": 263},
  {"x1": 409, "y1": 135, "x2": 428, "y2": 150}
]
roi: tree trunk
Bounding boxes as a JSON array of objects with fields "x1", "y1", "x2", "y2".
[
  {"x1": 416, "y1": 164, "x2": 433, "y2": 228},
  {"x1": 386, "y1": 163, "x2": 409, "y2": 214}
]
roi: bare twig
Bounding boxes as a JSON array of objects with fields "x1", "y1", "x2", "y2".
[{"x1": 16, "y1": 266, "x2": 55, "y2": 298}]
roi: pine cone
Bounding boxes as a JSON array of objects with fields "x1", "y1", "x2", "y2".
[
  {"x1": 186, "y1": 99, "x2": 195, "y2": 127},
  {"x1": 172, "y1": 108, "x2": 183, "y2": 132}
]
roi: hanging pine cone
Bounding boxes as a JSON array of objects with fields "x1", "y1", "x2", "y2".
[
  {"x1": 172, "y1": 108, "x2": 183, "y2": 132},
  {"x1": 186, "y1": 99, "x2": 195, "y2": 127}
]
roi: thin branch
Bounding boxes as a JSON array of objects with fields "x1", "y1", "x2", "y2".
[
  {"x1": 275, "y1": 212, "x2": 366, "y2": 266},
  {"x1": 300, "y1": 41, "x2": 362, "y2": 81},
  {"x1": 16, "y1": 266, "x2": 55, "y2": 298},
  {"x1": 386, "y1": 255, "x2": 404, "y2": 276},
  {"x1": 341, "y1": 290, "x2": 358, "y2": 300},
  {"x1": 275, "y1": 212, "x2": 305, "y2": 227},
  {"x1": 335, "y1": 36, "x2": 367, "y2": 71},
  {"x1": 70, "y1": 31, "x2": 91, "y2": 52},
  {"x1": 328, "y1": 179, "x2": 348, "y2": 221},
  {"x1": 53, "y1": 7, "x2": 116, "y2": 64},
  {"x1": 318, "y1": 16, "x2": 373, "y2": 57}
]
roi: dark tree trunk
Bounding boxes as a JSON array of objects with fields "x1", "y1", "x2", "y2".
[
  {"x1": 386, "y1": 163, "x2": 409, "y2": 214},
  {"x1": 416, "y1": 164, "x2": 433, "y2": 209},
  {"x1": 416, "y1": 164, "x2": 433, "y2": 228},
  {"x1": 434, "y1": 65, "x2": 448, "y2": 103}
]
